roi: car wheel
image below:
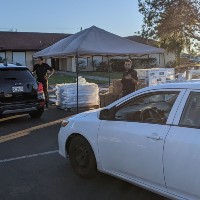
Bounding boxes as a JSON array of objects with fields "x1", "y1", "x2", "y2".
[
  {"x1": 69, "y1": 136, "x2": 97, "y2": 178},
  {"x1": 29, "y1": 108, "x2": 44, "y2": 119}
]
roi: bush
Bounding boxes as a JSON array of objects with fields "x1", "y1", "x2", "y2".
[
  {"x1": 133, "y1": 58, "x2": 157, "y2": 69},
  {"x1": 95, "y1": 62, "x2": 109, "y2": 72},
  {"x1": 110, "y1": 58, "x2": 158, "y2": 72},
  {"x1": 165, "y1": 60, "x2": 176, "y2": 68}
]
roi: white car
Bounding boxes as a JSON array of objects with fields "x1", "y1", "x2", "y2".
[{"x1": 58, "y1": 81, "x2": 200, "y2": 200}]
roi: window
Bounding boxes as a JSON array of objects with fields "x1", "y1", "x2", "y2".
[
  {"x1": 114, "y1": 92, "x2": 179, "y2": 124},
  {"x1": 180, "y1": 92, "x2": 200, "y2": 128},
  {"x1": 12, "y1": 52, "x2": 26, "y2": 66},
  {"x1": 0, "y1": 52, "x2": 6, "y2": 61},
  {"x1": 0, "y1": 68, "x2": 33, "y2": 82}
]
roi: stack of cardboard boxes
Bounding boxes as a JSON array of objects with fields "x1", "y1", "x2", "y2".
[
  {"x1": 99, "y1": 79, "x2": 122, "y2": 107},
  {"x1": 136, "y1": 68, "x2": 175, "y2": 86},
  {"x1": 99, "y1": 68, "x2": 175, "y2": 107}
]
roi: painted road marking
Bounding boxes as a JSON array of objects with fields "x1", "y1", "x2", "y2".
[
  {"x1": 0, "y1": 114, "x2": 27, "y2": 122},
  {"x1": 0, "y1": 150, "x2": 58, "y2": 163},
  {"x1": 0, "y1": 109, "x2": 49, "y2": 123},
  {"x1": 0, "y1": 117, "x2": 69, "y2": 143}
]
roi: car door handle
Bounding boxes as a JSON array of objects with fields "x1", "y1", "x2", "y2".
[{"x1": 146, "y1": 135, "x2": 163, "y2": 141}]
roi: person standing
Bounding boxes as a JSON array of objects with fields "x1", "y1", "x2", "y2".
[
  {"x1": 33, "y1": 57, "x2": 54, "y2": 108},
  {"x1": 121, "y1": 59, "x2": 138, "y2": 97}
]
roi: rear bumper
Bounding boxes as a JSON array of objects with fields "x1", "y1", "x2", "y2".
[{"x1": 0, "y1": 102, "x2": 43, "y2": 116}]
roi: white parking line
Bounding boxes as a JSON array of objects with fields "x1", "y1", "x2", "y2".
[{"x1": 0, "y1": 150, "x2": 58, "y2": 163}]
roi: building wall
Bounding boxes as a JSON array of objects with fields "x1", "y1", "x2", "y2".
[
  {"x1": 5, "y1": 50, "x2": 34, "y2": 67},
  {"x1": 45, "y1": 58, "x2": 51, "y2": 66},
  {"x1": 67, "y1": 58, "x2": 73, "y2": 71},
  {"x1": 71, "y1": 57, "x2": 76, "y2": 72},
  {"x1": 59, "y1": 58, "x2": 68, "y2": 71},
  {"x1": 163, "y1": 52, "x2": 176, "y2": 66},
  {"x1": 150, "y1": 52, "x2": 175, "y2": 67},
  {"x1": 6, "y1": 51, "x2": 12, "y2": 63},
  {"x1": 26, "y1": 51, "x2": 36, "y2": 69}
]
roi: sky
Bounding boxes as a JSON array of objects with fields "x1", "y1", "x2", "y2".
[{"x1": 0, "y1": 0, "x2": 143, "y2": 37}]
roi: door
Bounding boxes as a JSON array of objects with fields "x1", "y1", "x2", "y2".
[
  {"x1": 51, "y1": 58, "x2": 59, "y2": 70},
  {"x1": 98, "y1": 89, "x2": 184, "y2": 190},
  {"x1": 164, "y1": 90, "x2": 200, "y2": 200}
]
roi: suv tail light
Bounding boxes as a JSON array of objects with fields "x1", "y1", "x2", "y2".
[
  {"x1": 37, "y1": 82, "x2": 43, "y2": 93},
  {"x1": 37, "y1": 82, "x2": 45, "y2": 102}
]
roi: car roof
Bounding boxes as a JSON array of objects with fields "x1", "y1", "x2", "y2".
[
  {"x1": 146, "y1": 81, "x2": 200, "y2": 90},
  {"x1": 0, "y1": 63, "x2": 28, "y2": 69}
]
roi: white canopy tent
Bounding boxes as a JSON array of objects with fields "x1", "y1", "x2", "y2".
[{"x1": 34, "y1": 26, "x2": 165, "y2": 112}]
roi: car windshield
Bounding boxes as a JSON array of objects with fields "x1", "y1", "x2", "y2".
[
  {"x1": 0, "y1": 68, "x2": 33, "y2": 82},
  {"x1": 128, "y1": 93, "x2": 177, "y2": 105},
  {"x1": 115, "y1": 92, "x2": 179, "y2": 123}
]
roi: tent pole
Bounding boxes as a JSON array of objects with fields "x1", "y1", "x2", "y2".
[
  {"x1": 76, "y1": 55, "x2": 79, "y2": 113},
  {"x1": 108, "y1": 56, "x2": 111, "y2": 86},
  {"x1": 92, "y1": 56, "x2": 94, "y2": 71}
]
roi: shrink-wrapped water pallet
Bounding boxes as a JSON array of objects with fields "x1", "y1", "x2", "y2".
[{"x1": 55, "y1": 77, "x2": 99, "y2": 109}]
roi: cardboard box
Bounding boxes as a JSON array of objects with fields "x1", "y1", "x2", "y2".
[
  {"x1": 112, "y1": 79, "x2": 122, "y2": 95},
  {"x1": 136, "y1": 68, "x2": 175, "y2": 86},
  {"x1": 99, "y1": 93, "x2": 120, "y2": 107}
]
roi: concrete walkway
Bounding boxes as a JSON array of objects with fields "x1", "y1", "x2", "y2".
[{"x1": 55, "y1": 71, "x2": 114, "y2": 82}]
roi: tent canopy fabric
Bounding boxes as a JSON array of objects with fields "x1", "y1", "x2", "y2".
[{"x1": 34, "y1": 26, "x2": 164, "y2": 58}]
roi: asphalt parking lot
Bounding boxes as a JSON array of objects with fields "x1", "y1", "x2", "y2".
[{"x1": 0, "y1": 106, "x2": 168, "y2": 200}]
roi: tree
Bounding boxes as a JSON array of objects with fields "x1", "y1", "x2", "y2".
[{"x1": 138, "y1": 0, "x2": 200, "y2": 65}]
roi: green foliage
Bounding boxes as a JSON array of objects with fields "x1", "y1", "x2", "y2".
[
  {"x1": 138, "y1": 0, "x2": 200, "y2": 65},
  {"x1": 138, "y1": 0, "x2": 200, "y2": 40},
  {"x1": 110, "y1": 59, "x2": 125, "y2": 71},
  {"x1": 133, "y1": 58, "x2": 158, "y2": 69},
  {"x1": 48, "y1": 75, "x2": 75, "y2": 85},
  {"x1": 165, "y1": 60, "x2": 176, "y2": 68},
  {"x1": 95, "y1": 62, "x2": 109, "y2": 72},
  {"x1": 110, "y1": 58, "x2": 158, "y2": 71}
]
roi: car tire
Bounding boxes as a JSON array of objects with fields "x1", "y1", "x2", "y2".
[
  {"x1": 69, "y1": 136, "x2": 97, "y2": 178},
  {"x1": 29, "y1": 108, "x2": 44, "y2": 119}
]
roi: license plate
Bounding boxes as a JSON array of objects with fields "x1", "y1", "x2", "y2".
[{"x1": 12, "y1": 86, "x2": 24, "y2": 92}]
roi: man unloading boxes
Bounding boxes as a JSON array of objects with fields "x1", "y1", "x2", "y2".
[{"x1": 33, "y1": 57, "x2": 54, "y2": 108}]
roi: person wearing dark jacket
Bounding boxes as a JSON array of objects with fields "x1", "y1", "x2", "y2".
[
  {"x1": 33, "y1": 57, "x2": 54, "y2": 108},
  {"x1": 121, "y1": 59, "x2": 138, "y2": 97}
]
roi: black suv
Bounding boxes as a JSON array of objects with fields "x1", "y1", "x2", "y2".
[{"x1": 0, "y1": 65, "x2": 45, "y2": 118}]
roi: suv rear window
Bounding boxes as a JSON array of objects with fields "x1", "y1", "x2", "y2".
[{"x1": 0, "y1": 68, "x2": 34, "y2": 81}]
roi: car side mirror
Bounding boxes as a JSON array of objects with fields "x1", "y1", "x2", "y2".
[
  {"x1": 99, "y1": 106, "x2": 116, "y2": 120},
  {"x1": 99, "y1": 109, "x2": 110, "y2": 120}
]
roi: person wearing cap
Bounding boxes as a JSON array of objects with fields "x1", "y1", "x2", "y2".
[
  {"x1": 121, "y1": 59, "x2": 138, "y2": 97},
  {"x1": 33, "y1": 57, "x2": 54, "y2": 108}
]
